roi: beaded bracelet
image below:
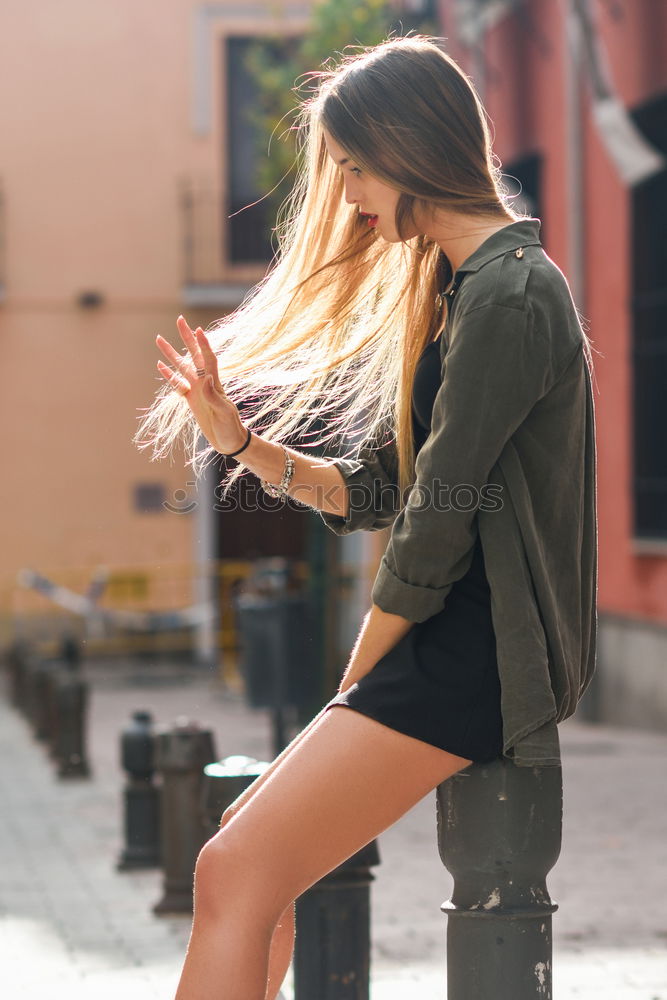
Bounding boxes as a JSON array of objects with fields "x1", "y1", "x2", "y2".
[{"x1": 260, "y1": 444, "x2": 295, "y2": 500}]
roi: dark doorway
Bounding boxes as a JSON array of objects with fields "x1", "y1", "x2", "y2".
[{"x1": 213, "y1": 455, "x2": 309, "y2": 561}]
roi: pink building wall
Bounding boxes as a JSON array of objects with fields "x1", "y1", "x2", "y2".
[
  {"x1": 442, "y1": 0, "x2": 667, "y2": 626},
  {"x1": 440, "y1": 0, "x2": 667, "y2": 727}
]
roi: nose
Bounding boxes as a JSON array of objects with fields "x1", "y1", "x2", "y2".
[{"x1": 343, "y1": 176, "x2": 360, "y2": 205}]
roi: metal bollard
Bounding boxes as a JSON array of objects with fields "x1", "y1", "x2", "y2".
[
  {"x1": 437, "y1": 757, "x2": 562, "y2": 999},
  {"x1": 60, "y1": 633, "x2": 82, "y2": 669},
  {"x1": 29, "y1": 658, "x2": 60, "y2": 743},
  {"x1": 45, "y1": 663, "x2": 63, "y2": 760},
  {"x1": 117, "y1": 710, "x2": 161, "y2": 871},
  {"x1": 234, "y1": 581, "x2": 318, "y2": 759},
  {"x1": 153, "y1": 719, "x2": 217, "y2": 915},
  {"x1": 200, "y1": 754, "x2": 270, "y2": 840},
  {"x1": 5, "y1": 640, "x2": 31, "y2": 711},
  {"x1": 22, "y1": 655, "x2": 44, "y2": 729},
  {"x1": 51, "y1": 659, "x2": 91, "y2": 778},
  {"x1": 23, "y1": 654, "x2": 58, "y2": 732},
  {"x1": 293, "y1": 839, "x2": 381, "y2": 1000}
]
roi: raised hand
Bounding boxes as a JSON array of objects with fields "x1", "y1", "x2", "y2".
[{"x1": 156, "y1": 316, "x2": 249, "y2": 455}]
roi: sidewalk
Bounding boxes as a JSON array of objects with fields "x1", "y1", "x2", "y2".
[{"x1": 0, "y1": 659, "x2": 665, "y2": 999}]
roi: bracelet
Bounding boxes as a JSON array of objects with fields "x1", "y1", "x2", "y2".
[
  {"x1": 222, "y1": 425, "x2": 252, "y2": 458},
  {"x1": 260, "y1": 444, "x2": 296, "y2": 500}
]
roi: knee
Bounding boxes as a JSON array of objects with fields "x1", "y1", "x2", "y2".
[
  {"x1": 193, "y1": 830, "x2": 293, "y2": 927},
  {"x1": 194, "y1": 829, "x2": 274, "y2": 918},
  {"x1": 194, "y1": 831, "x2": 244, "y2": 917}
]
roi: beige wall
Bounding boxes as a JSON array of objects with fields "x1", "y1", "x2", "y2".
[{"x1": 0, "y1": 1, "x2": 314, "y2": 617}]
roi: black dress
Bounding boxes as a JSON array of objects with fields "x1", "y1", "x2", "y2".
[{"x1": 323, "y1": 338, "x2": 504, "y2": 763}]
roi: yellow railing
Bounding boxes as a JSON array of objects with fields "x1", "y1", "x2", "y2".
[{"x1": 1, "y1": 559, "x2": 311, "y2": 672}]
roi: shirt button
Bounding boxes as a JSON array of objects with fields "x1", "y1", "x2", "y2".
[{"x1": 515, "y1": 247, "x2": 524, "y2": 259}]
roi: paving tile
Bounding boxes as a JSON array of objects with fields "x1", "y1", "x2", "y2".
[{"x1": 1, "y1": 663, "x2": 666, "y2": 999}]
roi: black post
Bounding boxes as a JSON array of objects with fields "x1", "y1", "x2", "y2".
[
  {"x1": 5, "y1": 640, "x2": 31, "y2": 711},
  {"x1": 30, "y1": 658, "x2": 60, "y2": 743},
  {"x1": 234, "y1": 581, "x2": 318, "y2": 758},
  {"x1": 437, "y1": 757, "x2": 563, "y2": 999},
  {"x1": 117, "y1": 710, "x2": 161, "y2": 871},
  {"x1": 293, "y1": 839, "x2": 381, "y2": 1000},
  {"x1": 153, "y1": 720, "x2": 217, "y2": 915},
  {"x1": 199, "y1": 754, "x2": 271, "y2": 839},
  {"x1": 22, "y1": 655, "x2": 44, "y2": 731},
  {"x1": 51, "y1": 657, "x2": 91, "y2": 779},
  {"x1": 45, "y1": 662, "x2": 63, "y2": 760},
  {"x1": 60, "y1": 633, "x2": 82, "y2": 669}
]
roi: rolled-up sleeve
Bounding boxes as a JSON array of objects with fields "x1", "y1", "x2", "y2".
[
  {"x1": 318, "y1": 436, "x2": 400, "y2": 536},
  {"x1": 371, "y1": 302, "x2": 555, "y2": 622}
]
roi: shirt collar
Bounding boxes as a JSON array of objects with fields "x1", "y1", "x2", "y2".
[{"x1": 453, "y1": 218, "x2": 542, "y2": 277}]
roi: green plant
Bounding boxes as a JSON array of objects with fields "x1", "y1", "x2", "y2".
[{"x1": 240, "y1": 0, "x2": 437, "y2": 250}]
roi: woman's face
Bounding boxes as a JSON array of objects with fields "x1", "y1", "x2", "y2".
[{"x1": 322, "y1": 128, "x2": 425, "y2": 243}]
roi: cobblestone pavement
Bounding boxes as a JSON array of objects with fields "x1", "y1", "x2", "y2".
[{"x1": 0, "y1": 659, "x2": 666, "y2": 999}]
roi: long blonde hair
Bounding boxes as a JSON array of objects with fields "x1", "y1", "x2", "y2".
[{"x1": 134, "y1": 35, "x2": 520, "y2": 501}]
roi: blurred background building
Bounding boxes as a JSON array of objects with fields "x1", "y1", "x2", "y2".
[{"x1": 0, "y1": 0, "x2": 665, "y2": 730}]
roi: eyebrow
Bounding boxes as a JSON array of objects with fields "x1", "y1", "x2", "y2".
[{"x1": 337, "y1": 157, "x2": 349, "y2": 166}]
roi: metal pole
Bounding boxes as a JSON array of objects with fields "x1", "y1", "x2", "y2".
[
  {"x1": 437, "y1": 757, "x2": 562, "y2": 999},
  {"x1": 31, "y1": 658, "x2": 59, "y2": 743},
  {"x1": 117, "y1": 710, "x2": 161, "y2": 871},
  {"x1": 52, "y1": 658, "x2": 91, "y2": 779},
  {"x1": 293, "y1": 839, "x2": 381, "y2": 1000},
  {"x1": 6, "y1": 639, "x2": 30, "y2": 711},
  {"x1": 199, "y1": 754, "x2": 270, "y2": 840},
  {"x1": 193, "y1": 447, "x2": 219, "y2": 670},
  {"x1": 564, "y1": 0, "x2": 586, "y2": 311},
  {"x1": 153, "y1": 719, "x2": 217, "y2": 914}
]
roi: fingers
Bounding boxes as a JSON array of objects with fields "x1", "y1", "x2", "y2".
[
  {"x1": 156, "y1": 317, "x2": 225, "y2": 396},
  {"x1": 176, "y1": 315, "x2": 205, "y2": 368},
  {"x1": 195, "y1": 329, "x2": 224, "y2": 391},
  {"x1": 155, "y1": 333, "x2": 193, "y2": 381},
  {"x1": 157, "y1": 359, "x2": 190, "y2": 396},
  {"x1": 156, "y1": 359, "x2": 220, "y2": 400}
]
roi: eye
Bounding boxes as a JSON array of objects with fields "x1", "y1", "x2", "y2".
[{"x1": 349, "y1": 166, "x2": 362, "y2": 176}]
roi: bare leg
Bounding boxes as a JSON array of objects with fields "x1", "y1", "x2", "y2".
[
  {"x1": 265, "y1": 903, "x2": 295, "y2": 1000},
  {"x1": 213, "y1": 708, "x2": 328, "y2": 999},
  {"x1": 173, "y1": 706, "x2": 472, "y2": 1000}
]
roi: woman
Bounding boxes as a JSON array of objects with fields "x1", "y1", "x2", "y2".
[{"x1": 135, "y1": 35, "x2": 597, "y2": 1000}]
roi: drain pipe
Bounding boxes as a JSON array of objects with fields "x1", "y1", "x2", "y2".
[{"x1": 564, "y1": 0, "x2": 586, "y2": 311}]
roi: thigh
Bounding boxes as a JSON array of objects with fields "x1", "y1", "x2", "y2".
[
  {"x1": 216, "y1": 705, "x2": 330, "y2": 830},
  {"x1": 202, "y1": 705, "x2": 472, "y2": 917}
]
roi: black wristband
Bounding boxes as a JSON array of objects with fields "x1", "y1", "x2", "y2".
[{"x1": 222, "y1": 425, "x2": 252, "y2": 458}]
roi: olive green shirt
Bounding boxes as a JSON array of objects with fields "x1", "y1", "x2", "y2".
[{"x1": 319, "y1": 219, "x2": 598, "y2": 767}]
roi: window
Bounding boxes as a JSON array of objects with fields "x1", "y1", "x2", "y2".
[
  {"x1": 134, "y1": 483, "x2": 166, "y2": 513},
  {"x1": 631, "y1": 93, "x2": 667, "y2": 540},
  {"x1": 225, "y1": 36, "x2": 300, "y2": 264}
]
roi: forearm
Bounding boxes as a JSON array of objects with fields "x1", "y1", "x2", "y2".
[
  {"x1": 231, "y1": 431, "x2": 349, "y2": 518},
  {"x1": 338, "y1": 603, "x2": 415, "y2": 694}
]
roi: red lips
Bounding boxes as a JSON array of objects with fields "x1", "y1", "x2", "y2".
[{"x1": 360, "y1": 212, "x2": 379, "y2": 228}]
